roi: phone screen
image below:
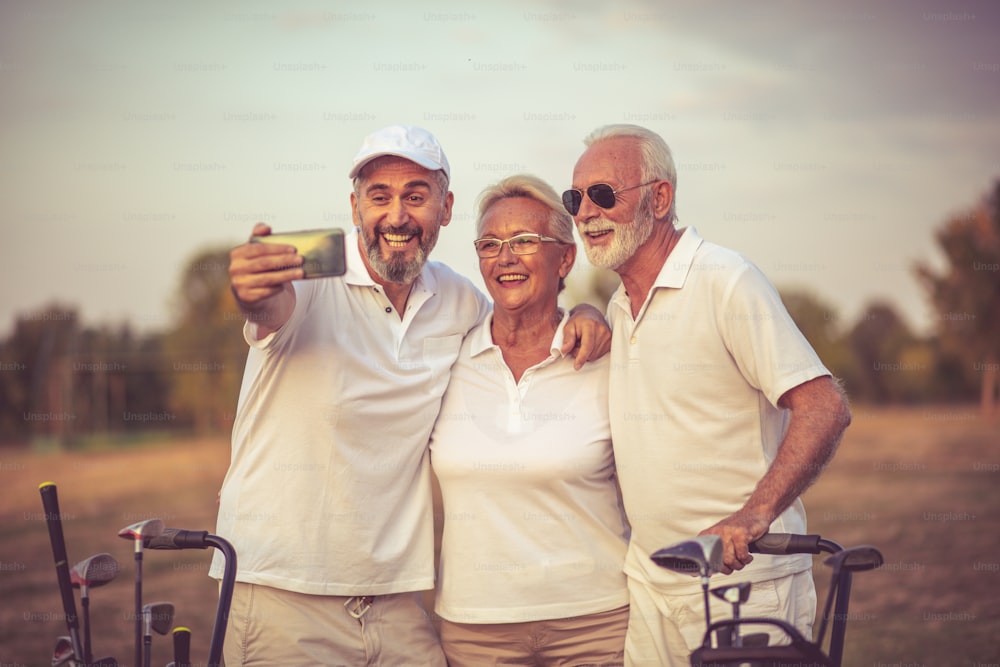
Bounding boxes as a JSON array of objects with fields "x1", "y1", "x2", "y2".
[{"x1": 251, "y1": 229, "x2": 347, "y2": 278}]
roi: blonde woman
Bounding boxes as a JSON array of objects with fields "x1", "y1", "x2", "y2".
[{"x1": 430, "y1": 174, "x2": 629, "y2": 666}]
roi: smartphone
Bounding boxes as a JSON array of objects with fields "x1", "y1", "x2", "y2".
[{"x1": 251, "y1": 228, "x2": 346, "y2": 279}]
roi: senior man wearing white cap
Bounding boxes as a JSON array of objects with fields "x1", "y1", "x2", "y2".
[{"x1": 213, "y1": 125, "x2": 610, "y2": 665}]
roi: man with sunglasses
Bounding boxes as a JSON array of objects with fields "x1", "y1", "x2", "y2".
[
  {"x1": 564, "y1": 124, "x2": 852, "y2": 666},
  {"x1": 214, "y1": 125, "x2": 611, "y2": 665}
]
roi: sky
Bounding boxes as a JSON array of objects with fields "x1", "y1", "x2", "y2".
[{"x1": 1, "y1": 0, "x2": 998, "y2": 337}]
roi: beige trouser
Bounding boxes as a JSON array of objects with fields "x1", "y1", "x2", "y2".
[
  {"x1": 439, "y1": 604, "x2": 629, "y2": 667},
  {"x1": 624, "y1": 570, "x2": 816, "y2": 667},
  {"x1": 224, "y1": 583, "x2": 447, "y2": 667}
]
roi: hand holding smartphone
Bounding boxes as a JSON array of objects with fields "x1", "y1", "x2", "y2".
[{"x1": 251, "y1": 228, "x2": 346, "y2": 278}]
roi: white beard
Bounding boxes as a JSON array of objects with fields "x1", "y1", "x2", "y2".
[{"x1": 577, "y1": 201, "x2": 655, "y2": 270}]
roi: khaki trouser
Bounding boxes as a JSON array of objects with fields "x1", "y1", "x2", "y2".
[
  {"x1": 624, "y1": 569, "x2": 816, "y2": 667},
  {"x1": 440, "y1": 604, "x2": 629, "y2": 667},
  {"x1": 224, "y1": 583, "x2": 446, "y2": 667}
]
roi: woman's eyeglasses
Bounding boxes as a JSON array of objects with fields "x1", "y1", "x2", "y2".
[{"x1": 473, "y1": 233, "x2": 563, "y2": 258}]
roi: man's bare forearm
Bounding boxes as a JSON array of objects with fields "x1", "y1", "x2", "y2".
[
  {"x1": 700, "y1": 376, "x2": 851, "y2": 573},
  {"x1": 743, "y1": 376, "x2": 851, "y2": 525}
]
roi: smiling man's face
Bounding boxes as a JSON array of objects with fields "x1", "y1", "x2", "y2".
[
  {"x1": 570, "y1": 137, "x2": 655, "y2": 271},
  {"x1": 351, "y1": 156, "x2": 452, "y2": 285}
]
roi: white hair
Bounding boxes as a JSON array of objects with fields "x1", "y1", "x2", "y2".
[
  {"x1": 475, "y1": 173, "x2": 575, "y2": 291},
  {"x1": 584, "y1": 124, "x2": 678, "y2": 223},
  {"x1": 475, "y1": 173, "x2": 575, "y2": 243}
]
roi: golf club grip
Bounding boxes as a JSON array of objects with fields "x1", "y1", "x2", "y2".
[
  {"x1": 144, "y1": 528, "x2": 211, "y2": 550},
  {"x1": 38, "y1": 483, "x2": 83, "y2": 634},
  {"x1": 173, "y1": 626, "x2": 192, "y2": 667},
  {"x1": 749, "y1": 533, "x2": 822, "y2": 555}
]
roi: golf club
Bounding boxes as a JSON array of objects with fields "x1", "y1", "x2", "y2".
[
  {"x1": 117, "y1": 518, "x2": 164, "y2": 667},
  {"x1": 52, "y1": 639, "x2": 119, "y2": 667},
  {"x1": 165, "y1": 626, "x2": 192, "y2": 667},
  {"x1": 51, "y1": 636, "x2": 73, "y2": 667},
  {"x1": 710, "y1": 581, "x2": 752, "y2": 647},
  {"x1": 142, "y1": 601, "x2": 175, "y2": 667},
  {"x1": 70, "y1": 552, "x2": 121, "y2": 664},
  {"x1": 38, "y1": 482, "x2": 85, "y2": 664},
  {"x1": 650, "y1": 534, "x2": 723, "y2": 628}
]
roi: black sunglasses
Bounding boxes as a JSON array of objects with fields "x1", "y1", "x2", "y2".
[{"x1": 561, "y1": 181, "x2": 658, "y2": 216}]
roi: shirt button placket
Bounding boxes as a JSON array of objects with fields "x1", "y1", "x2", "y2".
[{"x1": 506, "y1": 370, "x2": 522, "y2": 434}]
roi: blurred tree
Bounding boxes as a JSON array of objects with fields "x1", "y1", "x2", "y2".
[
  {"x1": 846, "y1": 301, "x2": 918, "y2": 404},
  {"x1": 915, "y1": 180, "x2": 1000, "y2": 416},
  {"x1": 0, "y1": 304, "x2": 172, "y2": 447},
  {"x1": 162, "y1": 247, "x2": 245, "y2": 434},
  {"x1": 0, "y1": 304, "x2": 80, "y2": 445},
  {"x1": 72, "y1": 323, "x2": 169, "y2": 435}
]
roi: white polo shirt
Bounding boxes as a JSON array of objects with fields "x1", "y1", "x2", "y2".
[
  {"x1": 607, "y1": 227, "x2": 830, "y2": 593},
  {"x1": 430, "y1": 311, "x2": 630, "y2": 622},
  {"x1": 211, "y1": 227, "x2": 490, "y2": 596}
]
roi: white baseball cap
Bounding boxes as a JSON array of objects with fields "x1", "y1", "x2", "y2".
[{"x1": 348, "y1": 125, "x2": 450, "y2": 180}]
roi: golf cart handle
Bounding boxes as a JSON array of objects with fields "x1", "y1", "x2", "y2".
[
  {"x1": 141, "y1": 528, "x2": 237, "y2": 667},
  {"x1": 142, "y1": 528, "x2": 237, "y2": 667},
  {"x1": 144, "y1": 527, "x2": 212, "y2": 550},
  {"x1": 749, "y1": 533, "x2": 824, "y2": 555}
]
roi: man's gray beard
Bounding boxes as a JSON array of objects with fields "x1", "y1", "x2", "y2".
[
  {"x1": 363, "y1": 226, "x2": 439, "y2": 284},
  {"x1": 581, "y1": 194, "x2": 655, "y2": 270}
]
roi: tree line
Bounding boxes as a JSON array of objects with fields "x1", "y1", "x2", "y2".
[
  {"x1": 0, "y1": 248, "x2": 246, "y2": 447},
  {"x1": 1, "y1": 182, "x2": 997, "y2": 447}
]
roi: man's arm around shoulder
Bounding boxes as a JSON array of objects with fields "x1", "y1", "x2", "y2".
[{"x1": 561, "y1": 303, "x2": 613, "y2": 369}]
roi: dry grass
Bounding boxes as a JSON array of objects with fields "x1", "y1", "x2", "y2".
[
  {"x1": 1, "y1": 405, "x2": 998, "y2": 666},
  {"x1": 1, "y1": 438, "x2": 231, "y2": 666},
  {"x1": 803, "y1": 405, "x2": 1000, "y2": 665}
]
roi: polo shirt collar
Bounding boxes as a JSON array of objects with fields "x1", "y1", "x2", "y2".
[
  {"x1": 469, "y1": 309, "x2": 570, "y2": 358},
  {"x1": 651, "y1": 225, "x2": 703, "y2": 290},
  {"x1": 609, "y1": 226, "x2": 703, "y2": 316},
  {"x1": 344, "y1": 226, "x2": 436, "y2": 294}
]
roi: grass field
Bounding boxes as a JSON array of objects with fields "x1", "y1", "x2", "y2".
[{"x1": 1, "y1": 405, "x2": 997, "y2": 666}]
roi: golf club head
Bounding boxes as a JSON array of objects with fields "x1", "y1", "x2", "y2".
[
  {"x1": 650, "y1": 535, "x2": 724, "y2": 576},
  {"x1": 711, "y1": 581, "x2": 752, "y2": 605},
  {"x1": 143, "y1": 601, "x2": 176, "y2": 636},
  {"x1": 51, "y1": 636, "x2": 74, "y2": 666},
  {"x1": 824, "y1": 544, "x2": 884, "y2": 574},
  {"x1": 70, "y1": 552, "x2": 121, "y2": 590},
  {"x1": 117, "y1": 518, "x2": 165, "y2": 543}
]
